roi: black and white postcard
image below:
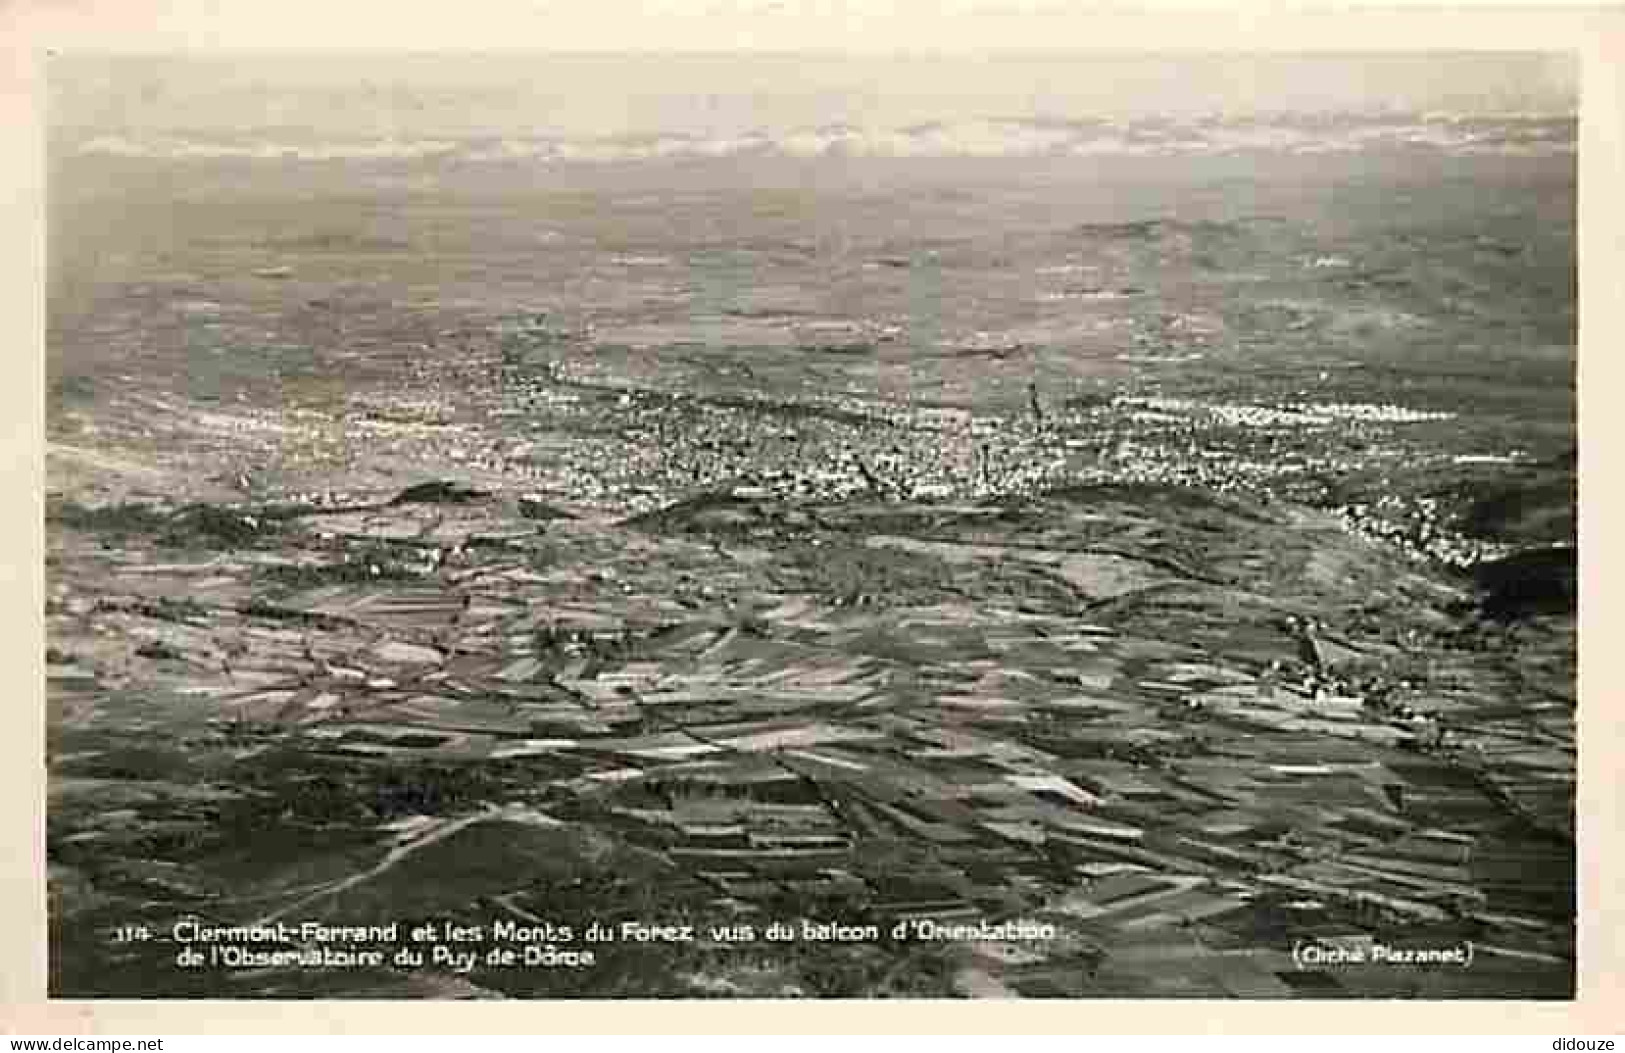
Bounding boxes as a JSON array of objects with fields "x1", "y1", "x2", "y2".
[{"x1": 21, "y1": 10, "x2": 1616, "y2": 1025}]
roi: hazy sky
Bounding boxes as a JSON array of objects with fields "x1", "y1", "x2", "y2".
[{"x1": 50, "y1": 52, "x2": 1579, "y2": 140}]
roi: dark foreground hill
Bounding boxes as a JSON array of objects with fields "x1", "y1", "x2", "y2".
[{"x1": 46, "y1": 477, "x2": 1574, "y2": 998}]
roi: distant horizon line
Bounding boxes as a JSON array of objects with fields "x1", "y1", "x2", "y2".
[
  {"x1": 54, "y1": 109, "x2": 1578, "y2": 164},
  {"x1": 54, "y1": 107, "x2": 1583, "y2": 132}
]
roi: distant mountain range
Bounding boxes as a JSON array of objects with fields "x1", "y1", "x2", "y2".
[{"x1": 66, "y1": 112, "x2": 1576, "y2": 164}]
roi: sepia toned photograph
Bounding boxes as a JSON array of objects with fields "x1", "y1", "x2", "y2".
[{"x1": 44, "y1": 51, "x2": 1577, "y2": 1000}]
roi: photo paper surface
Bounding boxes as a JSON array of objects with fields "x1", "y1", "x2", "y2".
[{"x1": 42, "y1": 49, "x2": 1579, "y2": 1002}]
